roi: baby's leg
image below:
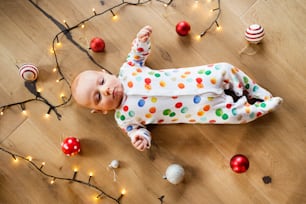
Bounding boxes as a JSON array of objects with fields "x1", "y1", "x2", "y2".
[
  {"x1": 209, "y1": 94, "x2": 282, "y2": 124},
  {"x1": 219, "y1": 63, "x2": 273, "y2": 101}
]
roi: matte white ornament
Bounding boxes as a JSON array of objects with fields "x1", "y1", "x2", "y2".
[
  {"x1": 109, "y1": 160, "x2": 120, "y2": 169},
  {"x1": 163, "y1": 164, "x2": 185, "y2": 185}
]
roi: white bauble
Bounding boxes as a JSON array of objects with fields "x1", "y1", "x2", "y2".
[
  {"x1": 109, "y1": 160, "x2": 120, "y2": 169},
  {"x1": 163, "y1": 164, "x2": 185, "y2": 184}
]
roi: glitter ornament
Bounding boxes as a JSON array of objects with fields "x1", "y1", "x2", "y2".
[
  {"x1": 90, "y1": 37, "x2": 105, "y2": 52},
  {"x1": 244, "y1": 24, "x2": 265, "y2": 44},
  {"x1": 230, "y1": 154, "x2": 249, "y2": 173},
  {"x1": 163, "y1": 164, "x2": 185, "y2": 184},
  {"x1": 61, "y1": 137, "x2": 81, "y2": 156},
  {"x1": 19, "y1": 64, "x2": 39, "y2": 81}
]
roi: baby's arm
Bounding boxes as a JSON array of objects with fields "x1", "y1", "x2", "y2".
[{"x1": 126, "y1": 26, "x2": 152, "y2": 66}]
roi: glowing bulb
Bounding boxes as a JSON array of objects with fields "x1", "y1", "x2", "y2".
[
  {"x1": 27, "y1": 156, "x2": 32, "y2": 161},
  {"x1": 53, "y1": 67, "x2": 57, "y2": 72},
  {"x1": 50, "y1": 178, "x2": 55, "y2": 184},
  {"x1": 81, "y1": 24, "x2": 85, "y2": 29},
  {"x1": 22, "y1": 110, "x2": 27, "y2": 115},
  {"x1": 49, "y1": 48, "x2": 55, "y2": 54},
  {"x1": 56, "y1": 79, "x2": 60, "y2": 83},
  {"x1": 44, "y1": 113, "x2": 50, "y2": 118},
  {"x1": 195, "y1": 35, "x2": 201, "y2": 41},
  {"x1": 92, "y1": 8, "x2": 96, "y2": 15},
  {"x1": 13, "y1": 158, "x2": 19, "y2": 163},
  {"x1": 121, "y1": 188, "x2": 126, "y2": 195},
  {"x1": 112, "y1": 15, "x2": 119, "y2": 21},
  {"x1": 37, "y1": 87, "x2": 42, "y2": 92},
  {"x1": 74, "y1": 168, "x2": 78, "y2": 172},
  {"x1": 193, "y1": 0, "x2": 199, "y2": 8},
  {"x1": 216, "y1": 26, "x2": 222, "y2": 31},
  {"x1": 0, "y1": 111, "x2": 3, "y2": 116},
  {"x1": 56, "y1": 42, "x2": 62, "y2": 47},
  {"x1": 41, "y1": 162, "x2": 46, "y2": 166},
  {"x1": 89, "y1": 172, "x2": 93, "y2": 176},
  {"x1": 60, "y1": 93, "x2": 65, "y2": 98}
]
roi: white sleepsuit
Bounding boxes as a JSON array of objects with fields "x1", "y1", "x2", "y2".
[{"x1": 115, "y1": 37, "x2": 282, "y2": 147}]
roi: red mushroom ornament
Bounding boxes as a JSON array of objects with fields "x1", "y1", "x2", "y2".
[{"x1": 61, "y1": 137, "x2": 81, "y2": 156}]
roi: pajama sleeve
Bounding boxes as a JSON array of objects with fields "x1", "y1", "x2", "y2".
[
  {"x1": 123, "y1": 124, "x2": 152, "y2": 148},
  {"x1": 126, "y1": 38, "x2": 151, "y2": 67}
]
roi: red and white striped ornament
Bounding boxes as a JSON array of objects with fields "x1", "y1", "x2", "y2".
[
  {"x1": 19, "y1": 64, "x2": 39, "y2": 81},
  {"x1": 244, "y1": 24, "x2": 265, "y2": 44}
]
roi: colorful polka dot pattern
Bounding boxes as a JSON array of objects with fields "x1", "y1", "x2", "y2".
[{"x1": 117, "y1": 38, "x2": 276, "y2": 134}]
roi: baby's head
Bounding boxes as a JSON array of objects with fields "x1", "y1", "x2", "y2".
[{"x1": 71, "y1": 70, "x2": 124, "y2": 114}]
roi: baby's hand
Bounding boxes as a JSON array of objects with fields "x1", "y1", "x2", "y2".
[
  {"x1": 137, "y1": 25, "x2": 152, "y2": 43},
  {"x1": 131, "y1": 135, "x2": 149, "y2": 151}
]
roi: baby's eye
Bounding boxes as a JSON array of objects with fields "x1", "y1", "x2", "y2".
[
  {"x1": 94, "y1": 92, "x2": 101, "y2": 104},
  {"x1": 99, "y1": 78, "x2": 105, "y2": 85}
]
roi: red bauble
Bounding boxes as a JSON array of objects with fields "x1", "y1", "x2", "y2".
[
  {"x1": 61, "y1": 137, "x2": 81, "y2": 156},
  {"x1": 230, "y1": 154, "x2": 249, "y2": 173},
  {"x1": 90, "y1": 37, "x2": 105, "y2": 52},
  {"x1": 176, "y1": 21, "x2": 191, "y2": 36}
]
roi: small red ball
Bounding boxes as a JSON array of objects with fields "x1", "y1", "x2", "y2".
[
  {"x1": 176, "y1": 21, "x2": 191, "y2": 36},
  {"x1": 90, "y1": 37, "x2": 105, "y2": 52},
  {"x1": 61, "y1": 137, "x2": 81, "y2": 156},
  {"x1": 230, "y1": 154, "x2": 249, "y2": 173}
]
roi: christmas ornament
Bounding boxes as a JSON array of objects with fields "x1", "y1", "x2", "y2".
[
  {"x1": 163, "y1": 164, "x2": 185, "y2": 184},
  {"x1": 108, "y1": 160, "x2": 120, "y2": 182},
  {"x1": 230, "y1": 154, "x2": 249, "y2": 173},
  {"x1": 176, "y1": 21, "x2": 191, "y2": 36},
  {"x1": 90, "y1": 37, "x2": 105, "y2": 52},
  {"x1": 18, "y1": 63, "x2": 39, "y2": 81},
  {"x1": 109, "y1": 160, "x2": 120, "y2": 169},
  {"x1": 244, "y1": 24, "x2": 265, "y2": 44},
  {"x1": 61, "y1": 137, "x2": 81, "y2": 156}
]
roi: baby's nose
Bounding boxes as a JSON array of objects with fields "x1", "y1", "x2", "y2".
[{"x1": 102, "y1": 87, "x2": 111, "y2": 96}]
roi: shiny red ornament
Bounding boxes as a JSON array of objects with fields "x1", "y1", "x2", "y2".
[
  {"x1": 230, "y1": 154, "x2": 249, "y2": 173},
  {"x1": 61, "y1": 137, "x2": 81, "y2": 156},
  {"x1": 176, "y1": 21, "x2": 191, "y2": 36},
  {"x1": 90, "y1": 37, "x2": 105, "y2": 52}
]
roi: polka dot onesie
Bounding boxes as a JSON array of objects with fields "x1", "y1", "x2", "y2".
[{"x1": 116, "y1": 38, "x2": 282, "y2": 147}]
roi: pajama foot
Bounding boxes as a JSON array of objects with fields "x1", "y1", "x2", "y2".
[{"x1": 255, "y1": 96, "x2": 283, "y2": 113}]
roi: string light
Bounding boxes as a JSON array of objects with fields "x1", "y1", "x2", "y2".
[
  {"x1": 88, "y1": 172, "x2": 93, "y2": 183},
  {"x1": 63, "y1": 20, "x2": 69, "y2": 28},
  {"x1": 0, "y1": 147, "x2": 126, "y2": 204},
  {"x1": 72, "y1": 168, "x2": 78, "y2": 180},
  {"x1": 92, "y1": 8, "x2": 97, "y2": 16},
  {"x1": 50, "y1": 177, "x2": 55, "y2": 184},
  {"x1": 199, "y1": 0, "x2": 221, "y2": 38},
  {"x1": 40, "y1": 162, "x2": 45, "y2": 170}
]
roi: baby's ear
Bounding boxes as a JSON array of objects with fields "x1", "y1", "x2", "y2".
[{"x1": 90, "y1": 109, "x2": 108, "y2": 114}]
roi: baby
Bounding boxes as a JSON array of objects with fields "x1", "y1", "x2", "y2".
[{"x1": 72, "y1": 25, "x2": 282, "y2": 151}]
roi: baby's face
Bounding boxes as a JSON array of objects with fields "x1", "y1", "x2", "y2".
[{"x1": 72, "y1": 70, "x2": 124, "y2": 112}]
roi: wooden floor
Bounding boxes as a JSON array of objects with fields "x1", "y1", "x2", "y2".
[{"x1": 1, "y1": 0, "x2": 306, "y2": 203}]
